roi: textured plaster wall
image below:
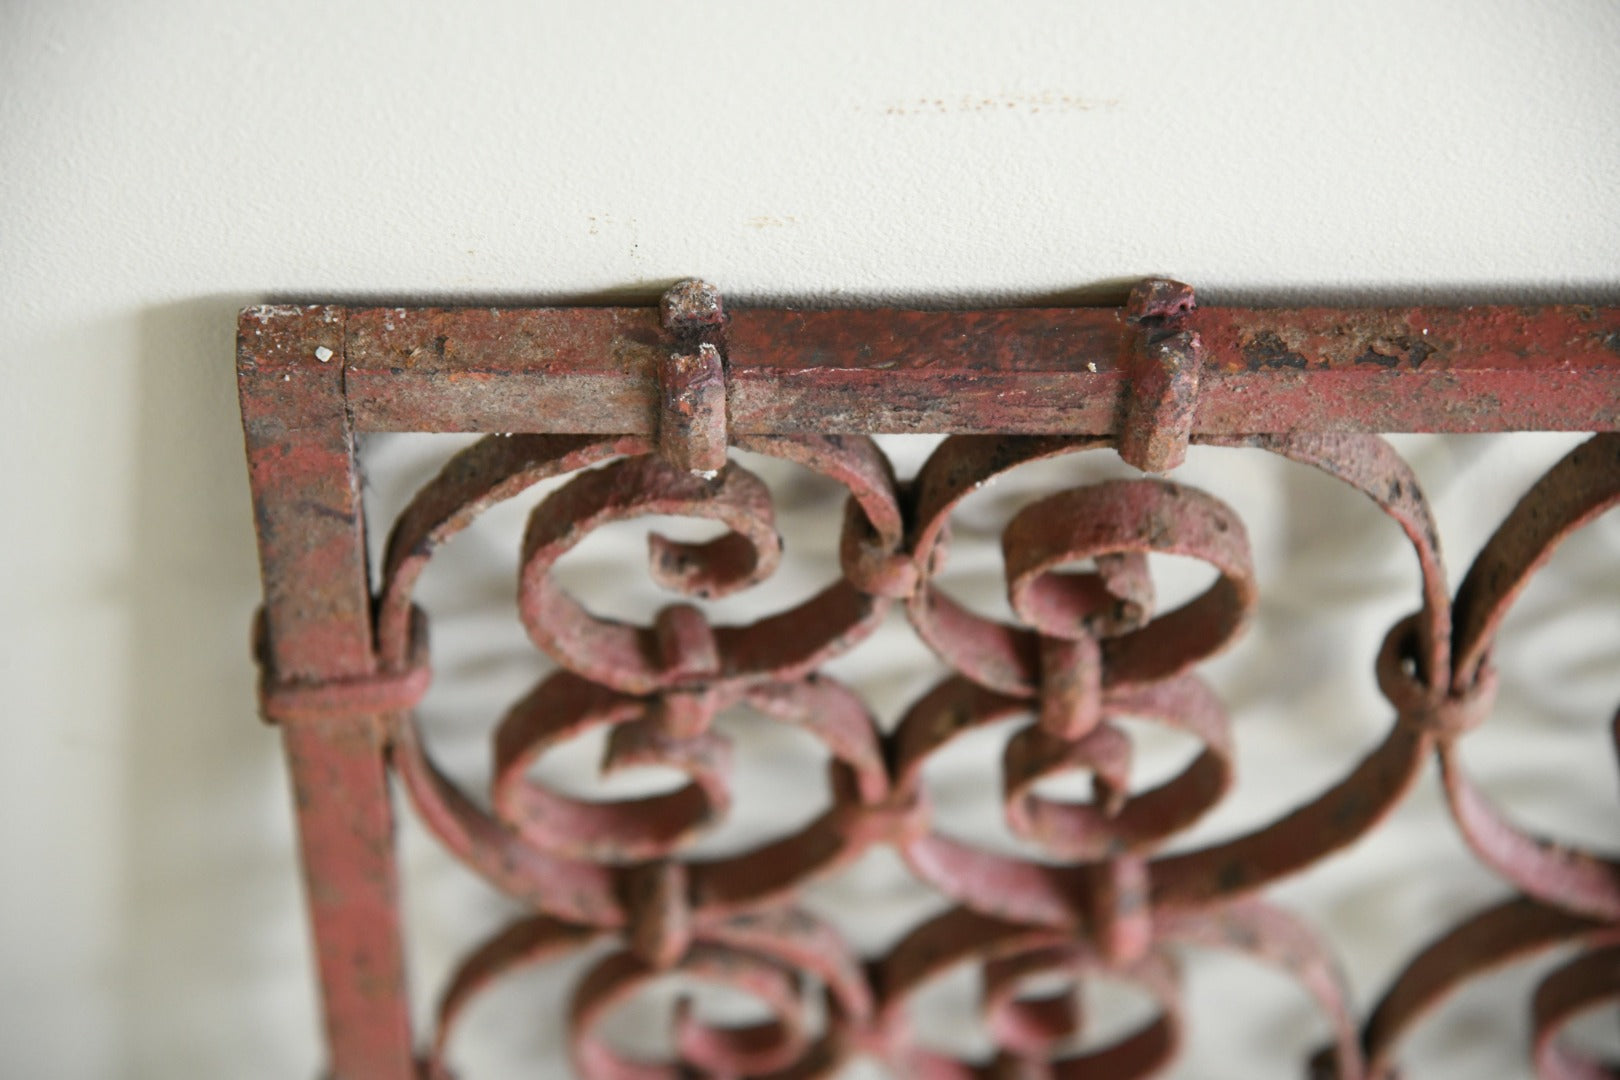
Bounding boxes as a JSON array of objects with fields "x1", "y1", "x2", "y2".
[{"x1": 1, "y1": 1, "x2": 1617, "y2": 1077}]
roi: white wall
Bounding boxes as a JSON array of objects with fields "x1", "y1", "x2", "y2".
[{"x1": 2, "y1": 2, "x2": 1617, "y2": 1078}]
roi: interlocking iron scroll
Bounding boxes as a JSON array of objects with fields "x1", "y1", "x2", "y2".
[{"x1": 239, "y1": 281, "x2": 1620, "y2": 1079}]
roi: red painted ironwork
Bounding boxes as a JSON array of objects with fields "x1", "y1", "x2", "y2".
[{"x1": 240, "y1": 282, "x2": 1620, "y2": 1079}]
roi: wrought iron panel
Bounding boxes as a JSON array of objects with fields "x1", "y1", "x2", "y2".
[{"x1": 239, "y1": 281, "x2": 1620, "y2": 1079}]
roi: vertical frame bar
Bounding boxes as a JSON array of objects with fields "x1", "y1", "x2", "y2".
[{"x1": 238, "y1": 306, "x2": 416, "y2": 1079}]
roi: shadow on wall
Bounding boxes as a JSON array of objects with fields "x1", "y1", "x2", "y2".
[{"x1": 121, "y1": 297, "x2": 319, "y2": 1079}]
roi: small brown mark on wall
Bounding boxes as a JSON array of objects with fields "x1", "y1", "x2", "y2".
[{"x1": 877, "y1": 91, "x2": 1119, "y2": 116}]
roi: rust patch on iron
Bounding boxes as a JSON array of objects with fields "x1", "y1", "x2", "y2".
[{"x1": 1243, "y1": 330, "x2": 1310, "y2": 370}]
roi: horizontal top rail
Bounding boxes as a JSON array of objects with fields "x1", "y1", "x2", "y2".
[{"x1": 240, "y1": 301, "x2": 1620, "y2": 435}]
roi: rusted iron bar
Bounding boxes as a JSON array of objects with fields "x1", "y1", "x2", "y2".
[
  {"x1": 330, "y1": 302, "x2": 1620, "y2": 435},
  {"x1": 657, "y1": 280, "x2": 731, "y2": 476},
  {"x1": 238, "y1": 306, "x2": 417, "y2": 1080},
  {"x1": 1119, "y1": 278, "x2": 1203, "y2": 472}
]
